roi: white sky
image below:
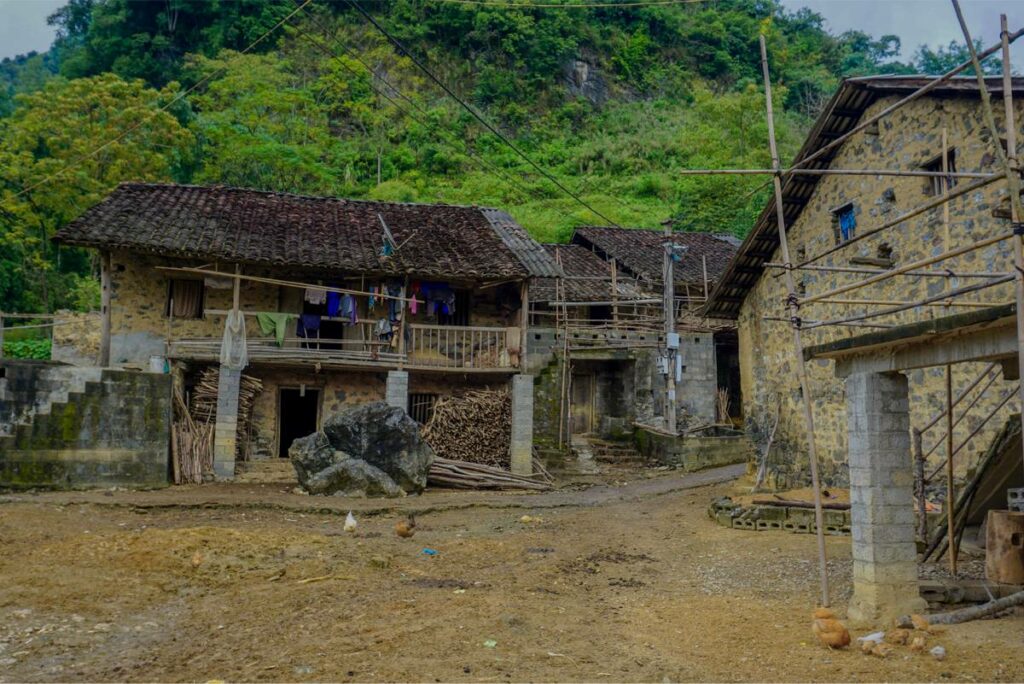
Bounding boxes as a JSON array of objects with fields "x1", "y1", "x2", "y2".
[{"x1": 1, "y1": 0, "x2": 1022, "y2": 69}]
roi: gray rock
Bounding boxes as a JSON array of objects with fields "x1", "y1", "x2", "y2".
[
  {"x1": 322, "y1": 402, "x2": 434, "y2": 493},
  {"x1": 304, "y1": 458, "x2": 404, "y2": 498},
  {"x1": 288, "y1": 431, "x2": 339, "y2": 487}
]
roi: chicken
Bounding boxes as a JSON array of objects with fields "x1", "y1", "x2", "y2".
[
  {"x1": 910, "y1": 614, "x2": 930, "y2": 632},
  {"x1": 395, "y1": 514, "x2": 417, "y2": 538},
  {"x1": 870, "y1": 643, "x2": 893, "y2": 658},
  {"x1": 909, "y1": 636, "x2": 927, "y2": 653},
  {"x1": 811, "y1": 608, "x2": 851, "y2": 649},
  {"x1": 885, "y1": 628, "x2": 911, "y2": 645},
  {"x1": 344, "y1": 511, "x2": 358, "y2": 533}
]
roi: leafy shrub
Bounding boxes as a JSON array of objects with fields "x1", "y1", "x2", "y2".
[{"x1": 3, "y1": 338, "x2": 51, "y2": 360}]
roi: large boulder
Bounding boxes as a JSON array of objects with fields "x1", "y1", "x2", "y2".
[
  {"x1": 323, "y1": 402, "x2": 434, "y2": 493},
  {"x1": 289, "y1": 431, "x2": 339, "y2": 487},
  {"x1": 304, "y1": 458, "x2": 405, "y2": 498}
]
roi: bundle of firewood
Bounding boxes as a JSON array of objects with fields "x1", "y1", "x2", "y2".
[
  {"x1": 428, "y1": 457, "x2": 551, "y2": 490},
  {"x1": 171, "y1": 383, "x2": 214, "y2": 484},
  {"x1": 422, "y1": 387, "x2": 511, "y2": 467},
  {"x1": 190, "y1": 366, "x2": 263, "y2": 460}
]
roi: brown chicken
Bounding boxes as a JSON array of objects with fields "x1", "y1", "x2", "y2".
[
  {"x1": 812, "y1": 608, "x2": 851, "y2": 649},
  {"x1": 395, "y1": 515, "x2": 417, "y2": 538}
]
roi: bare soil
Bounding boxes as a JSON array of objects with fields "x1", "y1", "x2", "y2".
[{"x1": 1, "y1": 470, "x2": 1022, "y2": 682}]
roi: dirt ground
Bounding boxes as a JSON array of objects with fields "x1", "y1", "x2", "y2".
[{"x1": 1, "y1": 469, "x2": 1023, "y2": 683}]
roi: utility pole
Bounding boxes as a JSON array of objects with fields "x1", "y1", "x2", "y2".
[{"x1": 663, "y1": 222, "x2": 678, "y2": 434}]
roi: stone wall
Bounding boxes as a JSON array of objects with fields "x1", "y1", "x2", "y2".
[
  {"x1": 678, "y1": 332, "x2": 717, "y2": 424},
  {"x1": 51, "y1": 311, "x2": 101, "y2": 366},
  {"x1": 738, "y1": 95, "x2": 1023, "y2": 487},
  {"x1": 0, "y1": 360, "x2": 170, "y2": 489}
]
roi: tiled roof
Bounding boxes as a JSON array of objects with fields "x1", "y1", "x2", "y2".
[
  {"x1": 572, "y1": 226, "x2": 739, "y2": 290},
  {"x1": 54, "y1": 183, "x2": 550, "y2": 281},
  {"x1": 703, "y1": 75, "x2": 1024, "y2": 319},
  {"x1": 532, "y1": 244, "x2": 652, "y2": 303}
]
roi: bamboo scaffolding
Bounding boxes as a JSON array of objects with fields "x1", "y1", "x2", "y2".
[
  {"x1": 812, "y1": 297, "x2": 1007, "y2": 310},
  {"x1": 802, "y1": 274, "x2": 1014, "y2": 329},
  {"x1": 677, "y1": 168, "x2": 996, "y2": 179},
  {"x1": 793, "y1": 174, "x2": 1004, "y2": 272},
  {"x1": 760, "y1": 34, "x2": 830, "y2": 607},
  {"x1": 798, "y1": 233, "x2": 1013, "y2": 306},
  {"x1": 922, "y1": 369, "x2": 1000, "y2": 460},
  {"x1": 913, "y1": 428, "x2": 927, "y2": 541},
  {"x1": 765, "y1": 262, "x2": 1009, "y2": 280},
  {"x1": 926, "y1": 383, "x2": 1019, "y2": 482},
  {"x1": 784, "y1": 28, "x2": 1024, "y2": 176},
  {"x1": 762, "y1": 316, "x2": 894, "y2": 330},
  {"x1": 919, "y1": 362, "x2": 998, "y2": 433},
  {"x1": 953, "y1": 5, "x2": 1024, "y2": 480}
]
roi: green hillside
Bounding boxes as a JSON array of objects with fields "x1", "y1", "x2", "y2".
[{"x1": 0, "y1": 0, "x2": 966, "y2": 313}]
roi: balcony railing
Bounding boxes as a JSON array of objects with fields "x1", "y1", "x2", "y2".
[{"x1": 167, "y1": 323, "x2": 518, "y2": 371}]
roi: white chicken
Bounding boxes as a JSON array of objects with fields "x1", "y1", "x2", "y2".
[{"x1": 344, "y1": 511, "x2": 358, "y2": 533}]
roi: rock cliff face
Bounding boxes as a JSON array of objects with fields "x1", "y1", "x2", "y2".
[{"x1": 290, "y1": 402, "x2": 435, "y2": 497}]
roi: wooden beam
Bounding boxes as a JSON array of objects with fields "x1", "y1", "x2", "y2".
[{"x1": 100, "y1": 250, "x2": 112, "y2": 367}]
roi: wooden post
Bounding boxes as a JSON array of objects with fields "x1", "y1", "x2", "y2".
[
  {"x1": 519, "y1": 279, "x2": 529, "y2": 365},
  {"x1": 232, "y1": 263, "x2": 241, "y2": 312},
  {"x1": 398, "y1": 276, "x2": 409, "y2": 365},
  {"x1": 702, "y1": 254, "x2": 710, "y2": 302},
  {"x1": 942, "y1": 127, "x2": 951, "y2": 251},
  {"x1": 99, "y1": 251, "x2": 112, "y2": 367},
  {"x1": 760, "y1": 34, "x2": 830, "y2": 607},
  {"x1": 913, "y1": 427, "x2": 927, "y2": 542},
  {"x1": 663, "y1": 221, "x2": 677, "y2": 435},
  {"x1": 610, "y1": 258, "x2": 619, "y2": 324},
  {"x1": 946, "y1": 364, "x2": 957, "y2": 576}
]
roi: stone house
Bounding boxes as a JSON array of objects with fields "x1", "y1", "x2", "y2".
[
  {"x1": 52, "y1": 183, "x2": 559, "y2": 478},
  {"x1": 703, "y1": 75, "x2": 1024, "y2": 488},
  {"x1": 527, "y1": 226, "x2": 740, "y2": 448}
]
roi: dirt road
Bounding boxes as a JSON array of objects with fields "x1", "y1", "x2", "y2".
[{"x1": 1, "y1": 469, "x2": 1021, "y2": 682}]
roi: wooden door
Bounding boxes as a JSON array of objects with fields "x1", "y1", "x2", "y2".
[{"x1": 570, "y1": 373, "x2": 595, "y2": 434}]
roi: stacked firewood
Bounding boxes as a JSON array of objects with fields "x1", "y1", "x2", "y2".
[
  {"x1": 190, "y1": 367, "x2": 263, "y2": 460},
  {"x1": 422, "y1": 387, "x2": 511, "y2": 467},
  {"x1": 171, "y1": 383, "x2": 214, "y2": 484}
]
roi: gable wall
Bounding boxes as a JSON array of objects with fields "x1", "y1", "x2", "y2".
[{"x1": 738, "y1": 94, "x2": 1023, "y2": 488}]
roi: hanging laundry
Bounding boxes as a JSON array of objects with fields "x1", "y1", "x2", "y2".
[
  {"x1": 297, "y1": 314, "x2": 322, "y2": 338},
  {"x1": 256, "y1": 312, "x2": 293, "y2": 346},
  {"x1": 304, "y1": 287, "x2": 327, "y2": 305},
  {"x1": 409, "y1": 281, "x2": 421, "y2": 315},
  {"x1": 340, "y1": 294, "x2": 357, "y2": 325},
  {"x1": 374, "y1": 317, "x2": 393, "y2": 340},
  {"x1": 326, "y1": 290, "x2": 342, "y2": 317},
  {"x1": 368, "y1": 285, "x2": 377, "y2": 311},
  {"x1": 219, "y1": 310, "x2": 248, "y2": 371}
]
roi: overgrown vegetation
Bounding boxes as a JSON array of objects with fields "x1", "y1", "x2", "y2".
[{"x1": 0, "y1": 0, "x2": 995, "y2": 313}]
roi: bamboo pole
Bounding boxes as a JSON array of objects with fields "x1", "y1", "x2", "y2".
[
  {"x1": 702, "y1": 254, "x2": 710, "y2": 302},
  {"x1": 803, "y1": 274, "x2": 1014, "y2": 329},
  {"x1": 922, "y1": 369, "x2": 1000, "y2": 460},
  {"x1": 760, "y1": 34, "x2": 830, "y2": 607},
  {"x1": 762, "y1": 316, "x2": 894, "y2": 329},
  {"x1": 100, "y1": 251, "x2": 112, "y2": 367},
  {"x1": 0, "y1": 312, "x2": 4, "y2": 359},
  {"x1": 610, "y1": 258, "x2": 619, "y2": 324},
  {"x1": 945, "y1": 364, "x2": 957, "y2": 576},
  {"x1": 943, "y1": 127, "x2": 952, "y2": 250},
  {"x1": 913, "y1": 428, "x2": 927, "y2": 541},
  {"x1": 950, "y1": 3, "x2": 1024, "y2": 480},
  {"x1": 812, "y1": 297, "x2": 1006, "y2": 310},
  {"x1": 799, "y1": 233, "x2": 1013, "y2": 306},
  {"x1": 676, "y1": 168, "x2": 995, "y2": 179},
  {"x1": 663, "y1": 221, "x2": 677, "y2": 435},
  {"x1": 786, "y1": 28, "x2": 1024, "y2": 175},
  {"x1": 155, "y1": 265, "x2": 415, "y2": 302},
  {"x1": 920, "y1": 362, "x2": 997, "y2": 434},
  {"x1": 765, "y1": 262, "x2": 1010, "y2": 280},
  {"x1": 795, "y1": 175, "x2": 1004, "y2": 271}
]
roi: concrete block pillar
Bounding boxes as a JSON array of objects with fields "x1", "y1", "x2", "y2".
[
  {"x1": 213, "y1": 365, "x2": 241, "y2": 479},
  {"x1": 846, "y1": 371, "x2": 927, "y2": 624},
  {"x1": 510, "y1": 374, "x2": 534, "y2": 475},
  {"x1": 386, "y1": 370, "x2": 408, "y2": 410}
]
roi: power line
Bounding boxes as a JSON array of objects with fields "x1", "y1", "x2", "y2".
[
  {"x1": 292, "y1": 8, "x2": 541, "y2": 203},
  {"x1": 342, "y1": 0, "x2": 623, "y2": 227},
  {"x1": 10, "y1": 0, "x2": 315, "y2": 202}
]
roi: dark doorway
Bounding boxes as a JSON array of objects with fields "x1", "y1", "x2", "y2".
[{"x1": 278, "y1": 388, "x2": 320, "y2": 458}]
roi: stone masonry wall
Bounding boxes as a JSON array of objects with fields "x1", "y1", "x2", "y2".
[
  {"x1": 739, "y1": 95, "x2": 1023, "y2": 488},
  {"x1": 0, "y1": 360, "x2": 170, "y2": 489}
]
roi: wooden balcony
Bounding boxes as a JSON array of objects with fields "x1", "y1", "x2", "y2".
[{"x1": 166, "y1": 324, "x2": 519, "y2": 373}]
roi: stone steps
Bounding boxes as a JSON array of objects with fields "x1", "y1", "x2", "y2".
[
  {"x1": 0, "y1": 366, "x2": 103, "y2": 436},
  {"x1": 235, "y1": 458, "x2": 298, "y2": 484}
]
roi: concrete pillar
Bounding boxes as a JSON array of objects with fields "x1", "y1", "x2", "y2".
[
  {"x1": 386, "y1": 370, "x2": 408, "y2": 410},
  {"x1": 677, "y1": 332, "x2": 717, "y2": 424},
  {"x1": 510, "y1": 373, "x2": 534, "y2": 475},
  {"x1": 846, "y1": 371, "x2": 927, "y2": 624},
  {"x1": 213, "y1": 365, "x2": 241, "y2": 479}
]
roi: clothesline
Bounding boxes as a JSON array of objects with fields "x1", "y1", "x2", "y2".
[{"x1": 155, "y1": 265, "x2": 417, "y2": 303}]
